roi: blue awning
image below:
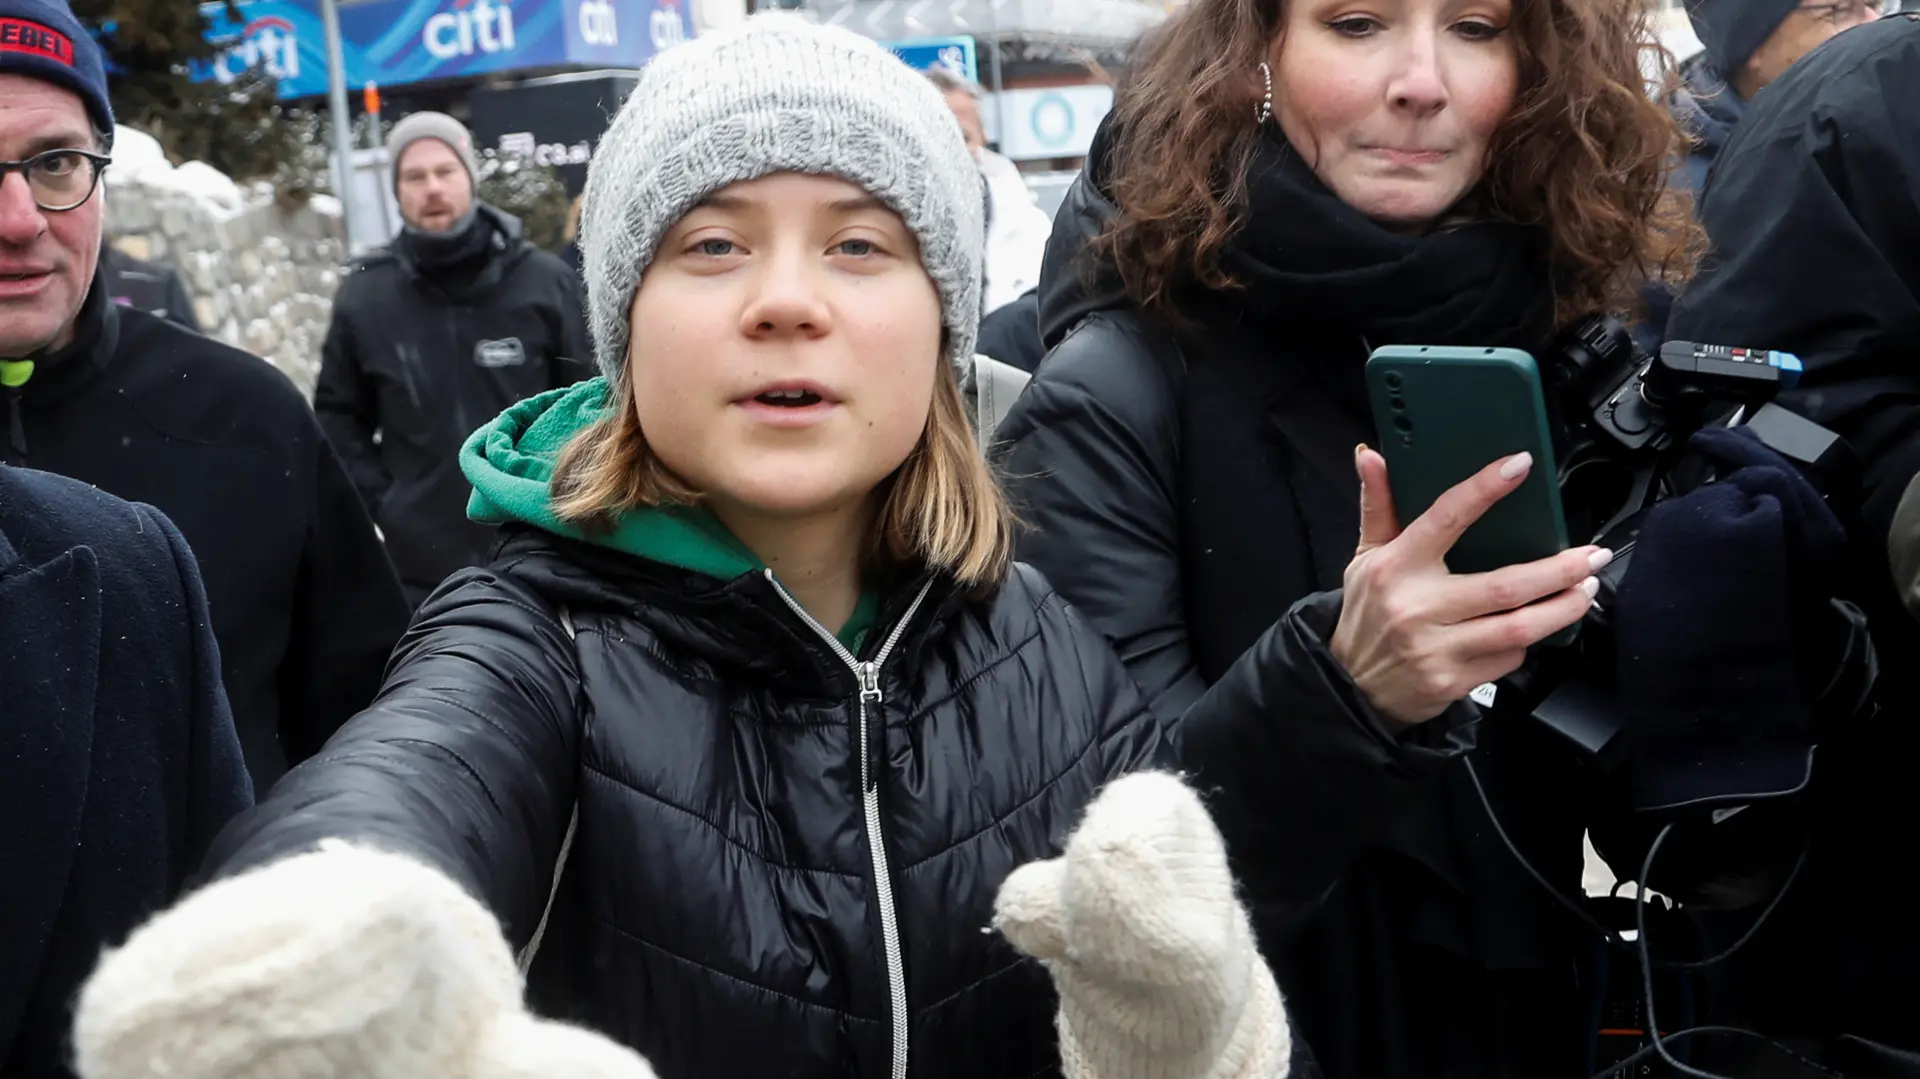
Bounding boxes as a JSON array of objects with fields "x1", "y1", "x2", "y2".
[{"x1": 192, "y1": 0, "x2": 693, "y2": 99}]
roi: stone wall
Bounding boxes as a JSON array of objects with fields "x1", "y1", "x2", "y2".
[{"x1": 104, "y1": 129, "x2": 346, "y2": 399}]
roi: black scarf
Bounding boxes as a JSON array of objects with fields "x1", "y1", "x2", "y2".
[
  {"x1": 1203, "y1": 128, "x2": 1554, "y2": 413},
  {"x1": 394, "y1": 206, "x2": 500, "y2": 295},
  {"x1": 1180, "y1": 127, "x2": 1557, "y2": 671}
]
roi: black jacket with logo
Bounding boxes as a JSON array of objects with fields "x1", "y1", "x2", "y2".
[
  {"x1": 314, "y1": 205, "x2": 592, "y2": 605},
  {"x1": 0, "y1": 281, "x2": 410, "y2": 793}
]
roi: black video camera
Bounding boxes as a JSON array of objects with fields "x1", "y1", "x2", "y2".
[{"x1": 1509, "y1": 315, "x2": 1868, "y2": 771}]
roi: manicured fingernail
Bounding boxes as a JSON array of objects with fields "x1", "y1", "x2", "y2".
[
  {"x1": 1498, "y1": 452, "x2": 1532, "y2": 481},
  {"x1": 1588, "y1": 548, "x2": 1614, "y2": 573},
  {"x1": 1580, "y1": 576, "x2": 1600, "y2": 598}
]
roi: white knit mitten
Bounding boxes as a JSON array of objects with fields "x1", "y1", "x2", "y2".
[
  {"x1": 995, "y1": 772, "x2": 1291, "y2": 1079},
  {"x1": 74, "y1": 841, "x2": 659, "y2": 1079}
]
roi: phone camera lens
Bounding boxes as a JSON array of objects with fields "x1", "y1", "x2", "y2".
[
  {"x1": 1393, "y1": 414, "x2": 1414, "y2": 434},
  {"x1": 1384, "y1": 372, "x2": 1405, "y2": 390},
  {"x1": 1389, "y1": 395, "x2": 1406, "y2": 412}
]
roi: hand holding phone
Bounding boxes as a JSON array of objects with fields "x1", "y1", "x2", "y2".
[{"x1": 1328, "y1": 447, "x2": 1610, "y2": 727}]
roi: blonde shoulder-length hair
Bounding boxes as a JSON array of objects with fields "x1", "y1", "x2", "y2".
[{"x1": 550, "y1": 352, "x2": 1015, "y2": 592}]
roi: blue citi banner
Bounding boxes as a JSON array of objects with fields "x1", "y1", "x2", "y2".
[
  {"x1": 884, "y1": 35, "x2": 977, "y2": 83},
  {"x1": 192, "y1": 0, "x2": 693, "y2": 98}
]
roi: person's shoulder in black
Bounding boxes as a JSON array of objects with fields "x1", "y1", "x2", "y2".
[
  {"x1": 100, "y1": 242, "x2": 202, "y2": 332},
  {"x1": 0, "y1": 463, "x2": 252, "y2": 1078},
  {"x1": 974, "y1": 287, "x2": 1045, "y2": 374},
  {"x1": 1668, "y1": 13, "x2": 1920, "y2": 629}
]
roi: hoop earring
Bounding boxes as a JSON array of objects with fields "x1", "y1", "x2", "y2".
[{"x1": 1255, "y1": 61, "x2": 1274, "y2": 126}]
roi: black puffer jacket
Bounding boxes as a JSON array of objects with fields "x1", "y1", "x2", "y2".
[{"x1": 205, "y1": 526, "x2": 1176, "y2": 1079}]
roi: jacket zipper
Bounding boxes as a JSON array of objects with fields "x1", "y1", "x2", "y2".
[{"x1": 767, "y1": 569, "x2": 933, "y2": 1079}]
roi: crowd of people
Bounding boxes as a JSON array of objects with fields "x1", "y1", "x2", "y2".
[{"x1": 3, "y1": 0, "x2": 1919, "y2": 1075}]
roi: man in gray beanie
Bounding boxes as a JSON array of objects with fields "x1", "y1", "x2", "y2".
[
  {"x1": 1671, "y1": 0, "x2": 1881, "y2": 195},
  {"x1": 314, "y1": 108, "x2": 591, "y2": 608}
]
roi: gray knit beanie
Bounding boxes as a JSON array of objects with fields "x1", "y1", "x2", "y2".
[
  {"x1": 388, "y1": 111, "x2": 480, "y2": 194},
  {"x1": 578, "y1": 12, "x2": 985, "y2": 385}
]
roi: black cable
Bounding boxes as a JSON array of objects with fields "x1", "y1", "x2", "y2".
[
  {"x1": 1461, "y1": 755, "x2": 1623, "y2": 941},
  {"x1": 1635, "y1": 830, "x2": 1845, "y2": 1079},
  {"x1": 1638, "y1": 825, "x2": 1730, "y2": 1078},
  {"x1": 1461, "y1": 755, "x2": 1809, "y2": 969},
  {"x1": 1464, "y1": 755, "x2": 1842, "y2": 1077},
  {"x1": 1661, "y1": 839, "x2": 1810, "y2": 971},
  {"x1": 1589, "y1": 1027, "x2": 1845, "y2": 1079}
]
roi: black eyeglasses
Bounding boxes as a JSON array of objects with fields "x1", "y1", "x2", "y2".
[{"x1": 0, "y1": 148, "x2": 112, "y2": 213}]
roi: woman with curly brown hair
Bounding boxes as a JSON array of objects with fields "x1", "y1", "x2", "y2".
[{"x1": 995, "y1": 0, "x2": 1697, "y2": 1074}]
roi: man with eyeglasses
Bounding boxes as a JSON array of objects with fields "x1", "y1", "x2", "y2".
[
  {"x1": 1674, "y1": 0, "x2": 1883, "y2": 196},
  {"x1": 0, "y1": 0, "x2": 410, "y2": 795}
]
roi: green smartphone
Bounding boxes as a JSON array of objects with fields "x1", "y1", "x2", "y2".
[{"x1": 1364, "y1": 345, "x2": 1570, "y2": 576}]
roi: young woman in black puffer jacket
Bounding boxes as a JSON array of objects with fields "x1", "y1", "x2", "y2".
[{"x1": 62, "y1": 15, "x2": 1314, "y2": 1079}]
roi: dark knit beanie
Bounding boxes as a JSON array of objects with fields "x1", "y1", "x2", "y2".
[
  {"x1": 1686, "y1": 0, "x2": 1802, "y2": 79},
  {"x1": 0, "y1": 0, "x2": 114, "y2": 137}
]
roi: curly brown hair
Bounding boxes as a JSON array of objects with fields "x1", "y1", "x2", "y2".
[{"x1": 1097, "y1": 0, "x2": 1703, "y2": 329}]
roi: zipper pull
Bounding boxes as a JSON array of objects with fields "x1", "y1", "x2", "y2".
[
  {"x1": 856, "y1": 661, "x2": 884, "y2": 794},
  {"x1": 856, "y1": 661, "x2": 883, "y2": 705}
]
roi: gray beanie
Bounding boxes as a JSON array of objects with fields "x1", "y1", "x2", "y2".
[
  {"x1": 388, "y1": 111, "x2": 480, "y2": 193},
  {"x1": 578, "y1": 12, "x2": 985, "y2": 385}
]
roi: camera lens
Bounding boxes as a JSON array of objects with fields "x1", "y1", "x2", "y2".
[
  {"x1": 1393, "y1": 415, "x2": 1414, "y2": 434},
  {"x1": 1384, "y1": 372, "x2": 1404, "y2": 390},
  {"x1": 1389, "y1": 395, "x2": 1406, "y2": 412}
]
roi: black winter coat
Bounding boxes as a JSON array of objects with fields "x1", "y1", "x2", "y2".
[
  {"x1": 206, "y1": 528, "x2": 1210, "y2": 1079},
  {"x1": 314, "y1": 206, "x2": 592, "y2": 607},
  {"x1": 0, "y1": 282, "x2": 411, "y2": 792},
  {"x1": 1662, "y1": 15, "x2": 1920, "y2": 1058},
  {"x1": 995, "y1": 155, "x2": 1601, "y2": 1079},
  {"x1": 1, "y1": 465, "x2": 252, "y2": 1079}
]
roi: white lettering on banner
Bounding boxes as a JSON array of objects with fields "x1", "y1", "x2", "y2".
[
  {"x1": 423, "y1": 0, "x2": 517, "y2": 61},
  {"x1": 212, "y1": 17, "x2": 300, "y2": 84},
  {"x1": 578, "y1": 0, "x2": 618, "y2": 46},
  {"x1": 498, "y1": 132, "x2": 593, "y2": 168},
  {"x1": 650, "y1": 0, "x2": 686, "y2": 50}
]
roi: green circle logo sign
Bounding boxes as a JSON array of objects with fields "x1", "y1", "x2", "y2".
[{"x1": 1029, "y1": 92, "x2": 1074, "y2": 149}]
